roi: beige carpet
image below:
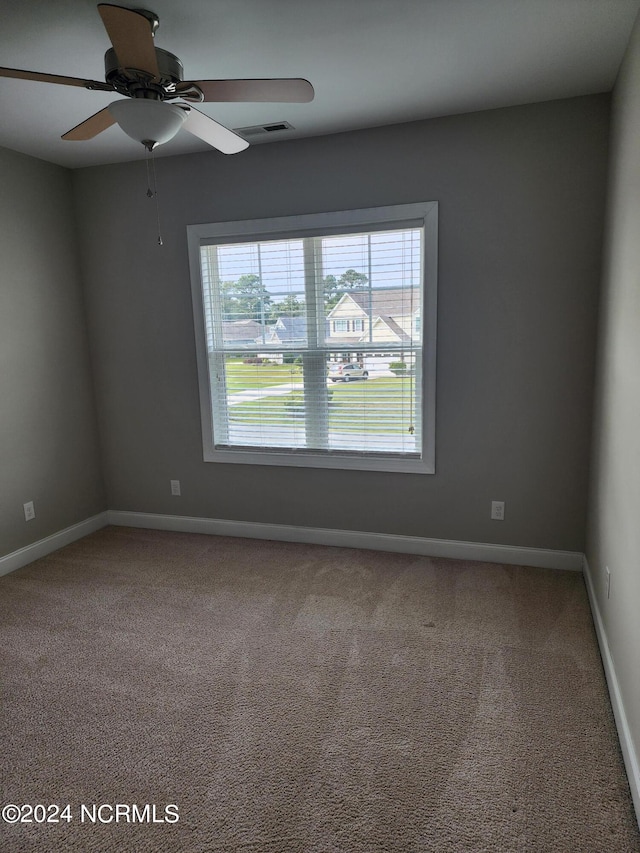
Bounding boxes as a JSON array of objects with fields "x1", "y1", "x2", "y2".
[{"x1": 1, "y1": 526, "x2": 638, "y2": 852}]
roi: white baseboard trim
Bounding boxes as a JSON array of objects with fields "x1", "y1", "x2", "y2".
[
  {"x1": 0, "y1": 509, "x2": 583, "y2": 578},
  {"x1": 583, "y1": 556, "x2": 640, "y2": 825},
  {"x1": 0, "y1": 512, "x2": 109, "y2": 577},
  {"x1": 106, "y1": 510, "x2": 584, "y2": 571}
]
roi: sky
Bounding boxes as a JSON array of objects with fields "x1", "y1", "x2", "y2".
[{"x1": 212, "y1": 229, "x2": 421, "y2": 298}]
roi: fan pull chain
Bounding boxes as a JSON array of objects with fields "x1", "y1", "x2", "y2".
[
  {"x1": 151, "y1": 150, "x2": 163, "y2": 246},
  {"x1": 144, "y1": 147, "x2": 163, "y2": 246},
  {"x1": 145, "y1": 151, "x2": 153, "y2": 198}
]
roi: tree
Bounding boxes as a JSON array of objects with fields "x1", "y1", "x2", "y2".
[
  {"x1": 339, "y1": 268, "x2": 369, "y2": 290},
  {"x1": 323, "y1": 269, "x2": 369, "y2": 311},
  {"x1": 220, "y1": 280, "x2": 239, "y2": 321},
  {"x1": 323, "y1": 274, "x2": 341, "y2": 310},
  {"x1": 269, "y1": 293, "x2": 303, "y2": 321},
  {"x1": 221, "y1": 274, "x2": 271, "y2": 321}
]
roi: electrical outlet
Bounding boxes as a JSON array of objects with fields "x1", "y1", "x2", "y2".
[
  {"x1": 491, "y1": 500, "x2": 505, "y2": 521},
  {"x1": 605, "y1": 566, "x2": 611, "y2": 599},
  {"x1": 23, "y1": 501, "x2": 35, "y2": 521},
  {"x1": 170, "y1": 479, "x2": 181, "y2": 496}
]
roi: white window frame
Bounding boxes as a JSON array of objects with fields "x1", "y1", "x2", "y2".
[{"x1": 187, "y1": 202, "x2": 438, "y2": 474}]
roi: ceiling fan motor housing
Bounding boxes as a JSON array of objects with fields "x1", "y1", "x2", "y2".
[{"x1": 104, "y1": 46, "x2": 184, "y2": 99}]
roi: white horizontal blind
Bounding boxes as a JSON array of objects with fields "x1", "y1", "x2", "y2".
[{"x1": 199, "y1": 225, "x2": 424, "y2": 459}]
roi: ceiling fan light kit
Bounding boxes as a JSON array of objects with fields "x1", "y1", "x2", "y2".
[
  {"x1": 108, "y1": 99, "x2": 187, "y2": 150},
  {"x1": 0, "y1": 3, "x2": 314, "y2": 155}
]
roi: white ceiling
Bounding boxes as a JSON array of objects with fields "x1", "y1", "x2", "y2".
[{"x1": 1, "y1": 0, "x2": 638, "y2": 169}]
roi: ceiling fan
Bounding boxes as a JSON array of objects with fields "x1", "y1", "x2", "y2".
[{"x1": 0, "y1": 3, "x2": 314, "y2": 155}]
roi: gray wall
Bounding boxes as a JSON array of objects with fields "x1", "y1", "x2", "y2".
[
  {"x1": 0, "y1": 147, "x2": 105, "y2": 558},
  {"x1": 587, "y1": 14, "x2": 640, "y2": 784},
  {"x1": 73, "y1": 95, "x2": 609, "y2": 551}
]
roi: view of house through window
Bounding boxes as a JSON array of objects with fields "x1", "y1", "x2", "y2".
[{"x1": 189, "y1": 203, "x2": 437, "y2": 472}]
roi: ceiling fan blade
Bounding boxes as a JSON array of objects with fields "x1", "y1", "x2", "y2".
[
  {"x1": 181, "y1": 106, "x2": 249, "y2": 155},
  {"x1": 98, "y1": 4, "x2": 159, "y2": 77},
  {"x1": 178, "y1": 78, "x2": 314, "y2": 103},
  {"x1": 62, "y1": 108, "x2": 117, "y2": 141},
  {"x1": 0, "y1": 65, "x2": 111, "y2": 91}
]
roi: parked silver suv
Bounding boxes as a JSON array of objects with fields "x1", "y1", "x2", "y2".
[{"x1": 328, "y1": 362, "x2": 369, "y2": 382}]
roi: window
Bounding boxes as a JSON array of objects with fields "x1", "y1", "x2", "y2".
[{"x1": 188, "y1": 202, "x2": 438, "y2": 473}]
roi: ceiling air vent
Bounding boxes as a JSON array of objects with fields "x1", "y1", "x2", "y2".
[{"x1": 235, "y1": 121, "x2": 294, "y2": 138}]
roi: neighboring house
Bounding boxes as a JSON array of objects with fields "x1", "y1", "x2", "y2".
[
  {"x1": 327, "y1": 288, "x2": 420, "y2": 346},
  {"x1": 325, "y1": 288, "x2": 420, "y2": 370},
  {"x1": 262, "y1": 316, "x2": 308, "y2": 346},
  {"x1": 369, "y1": 315, "x2": 412, "y2": 345},
  {"x1": 221, "y1": 319, "x2": 266, "y2": 347},
  {"x1": 256, "y1": 316, "x2": 308, "y2": 363}
]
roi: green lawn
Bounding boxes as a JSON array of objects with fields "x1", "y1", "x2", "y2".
[
  {"x1": 216, "y1": 357, "x2": 301, "y2": 392},
  {"x1": 229, "y1": 376, "x2": 417, "y2": 434}
]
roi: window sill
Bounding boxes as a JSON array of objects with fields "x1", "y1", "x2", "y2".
[{"x1": 205, "y1": 445, "x2": 435, "y2": 474}]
